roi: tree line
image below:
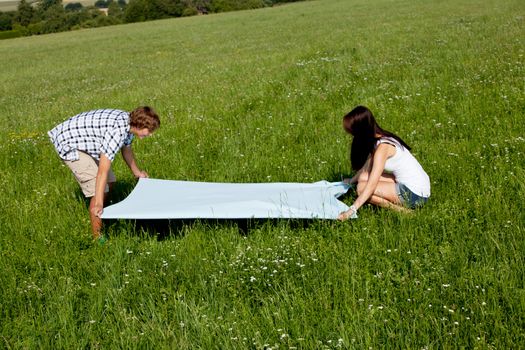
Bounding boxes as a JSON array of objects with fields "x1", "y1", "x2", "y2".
[{"x1": 0, "y1": 0, "x2": 303, "y2": 39}]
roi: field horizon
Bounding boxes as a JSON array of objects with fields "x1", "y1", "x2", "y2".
[
  {"x1": 1, "y1": 0, "x2": 524, "y2": 348},
  {"x1": 0, "y1": 0, "x2": 109, "y2": 12}
]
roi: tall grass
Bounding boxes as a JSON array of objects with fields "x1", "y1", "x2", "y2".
[{"x1": 1, "y1": 0, "x2": 524, "y2": 348}]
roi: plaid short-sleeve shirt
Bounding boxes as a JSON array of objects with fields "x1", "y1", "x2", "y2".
[{"x1": 48, "y1": 109, "x2": 134, "y2": 162}]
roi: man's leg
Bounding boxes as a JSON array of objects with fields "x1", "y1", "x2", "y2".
[
  {"x1": 91, "y1": 177, "x2": 116, "y2": 240},
  {"x1": 89, "y1": 196, "x2": 103, "y2": 238},
  {"x1": 65, "y1": 152, "x2": 116, "y2": 240}
]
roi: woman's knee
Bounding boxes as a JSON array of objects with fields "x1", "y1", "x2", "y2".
[
  {"x1": 356, "y1": 181, "x2": 366, "y2": 196},
  {"x1": 357, "y1": 171, "x2": 369, "y2": 183}
]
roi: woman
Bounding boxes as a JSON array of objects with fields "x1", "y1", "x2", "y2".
[{"x1": 338, "y1": 106, "x2": 430, "y2": 220}]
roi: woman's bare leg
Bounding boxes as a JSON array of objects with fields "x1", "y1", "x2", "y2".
[{"x1": 356, "y1": 171, "x2": 410, "y2": 212}]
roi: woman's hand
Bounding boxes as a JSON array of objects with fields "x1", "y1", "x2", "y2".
[{"x1": 337, "y1": 205, "x2": 357, "y2": 220}]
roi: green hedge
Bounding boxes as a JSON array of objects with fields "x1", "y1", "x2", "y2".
[{"x1": 0, "y1": 30, "x2": 23, "y2": 40}]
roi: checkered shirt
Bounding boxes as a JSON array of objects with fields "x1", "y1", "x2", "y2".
[{"x1": 48, "y1": 109, "x2": 134, "y2": 162}]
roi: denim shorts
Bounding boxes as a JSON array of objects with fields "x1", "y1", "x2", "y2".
[{"x1": 395, "y1": 183, "x2": 429, "y2": 209}]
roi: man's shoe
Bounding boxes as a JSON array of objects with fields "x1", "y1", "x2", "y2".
[{"x1": 96, "y1": 234, "x2": 108, "y2": 245}]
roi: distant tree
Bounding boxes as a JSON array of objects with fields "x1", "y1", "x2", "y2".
[
  {"x1": 123, "y1": 0, "x2": 148, "y2": 22},
  {"x1": 16, "y1": 0, "x2": 35, "y2": 26},
  {"x1": 193, "y1": 0, "x2": 212, "y2": 13},
  {"x1": 124, "y1": 0, "x2": 182, "y2": 22},
  {"x1": 0, "y1": 12, "x2": 14, "y2": 31},
  {"x1": 44, "y1": 3, "x2": 66, "y2": 18},
  {"x1": 154, "y1": 0, "x2": 185, "y2": 17},
  {"x1": 26, "y1": 20, "x2": 44, "y2": 34},
  {"x1": 40, "y1": 4, "x2": 67, "y2": 33},
  {"x1": 94, "y1": 14, "x2": 121, "y2": 25},
  {"x1": 117, "y1": 0, "x2": 127, "y2": 7},
  {"x1": 65, "y1": 2, "x2": 84, "y2": 11},
  {"x1": 182, "y1": 6, "x2": 197, "y2": 16},
  {"x1": 180, "y1": 0, "x2": 211, "y2": 14},
  {"x1": 38, "y1": 0, "x2": 63, "y2": 13},
  {"x1": 107, "y1": 1, "x2": 122, "y2": 17},
  {"x1": 64, "y1": 10, "x2": 89, "y2": 27}
]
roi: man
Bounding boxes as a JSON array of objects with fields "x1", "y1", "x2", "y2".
[{"x1": 48, "y1": 106, "x2": 160, "y2": 241}]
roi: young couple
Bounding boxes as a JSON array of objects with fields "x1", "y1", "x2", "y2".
[{"x1": 48, "y1": 105, "x2": 429, "y2": 242}]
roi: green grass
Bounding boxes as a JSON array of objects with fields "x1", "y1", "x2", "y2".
[{"x1": 1, "y1": 0, "x2": 524, "y2": 348}]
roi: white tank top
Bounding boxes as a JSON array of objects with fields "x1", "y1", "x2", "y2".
[{"x1": 377, "y1": 137, "x2": 431, "y2": 197}]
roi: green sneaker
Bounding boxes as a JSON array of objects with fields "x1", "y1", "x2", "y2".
[{"x1": 97, "y1": 234, "x2": 108, "y2": 245}]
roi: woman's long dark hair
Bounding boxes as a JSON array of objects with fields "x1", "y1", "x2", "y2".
[{"x1": 343, "y1": 105, "x2": 410, "y2": 171}]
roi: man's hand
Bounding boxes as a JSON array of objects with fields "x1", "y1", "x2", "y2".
[
  {"x1": 122, "y1": 147, "x2": 149, "y2": 179},
  {"x1": 133, "y1": 170, "x2": 149, "y2": 178},
  {"x1": 91, "y1": 200, "x2": 104, "y2": 218},
  {"x1": 92, "y1": 154, "x2": 112, "y2": 218}
]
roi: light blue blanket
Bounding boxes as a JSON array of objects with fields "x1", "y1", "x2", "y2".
[{"x1": 101, "y1": 178, "x2": 354, "y2": 220}]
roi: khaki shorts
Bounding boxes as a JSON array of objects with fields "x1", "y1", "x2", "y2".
[{"x1": 64, "y1": 151, "x2": 116, "y2": 198}]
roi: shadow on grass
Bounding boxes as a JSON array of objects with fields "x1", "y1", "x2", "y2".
[{"x1": 104, "y1": 218, "x2": 319, "y2": 241}]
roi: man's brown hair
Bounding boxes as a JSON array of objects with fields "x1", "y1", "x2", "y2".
[{"x1": 130, "y1": 106, "x2": 160, "y2": 131}]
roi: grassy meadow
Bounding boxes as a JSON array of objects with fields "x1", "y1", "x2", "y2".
[
  {"x1": 0, "y1": 1, "x2": 19, "y2": 12},
  {"x1": 1, "y1": 0, "x2": 524, "y2": 348}
]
